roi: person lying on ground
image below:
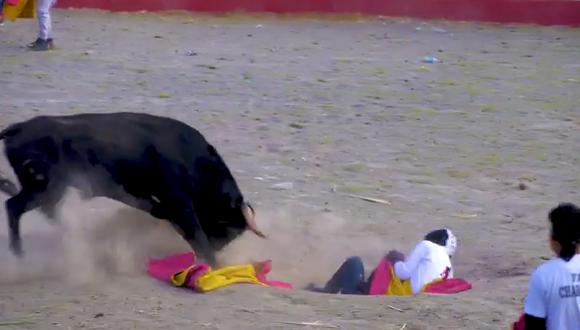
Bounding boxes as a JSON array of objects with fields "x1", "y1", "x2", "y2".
[{"x1": 307, "y1": 228, "x2": 457, "y2": 295}]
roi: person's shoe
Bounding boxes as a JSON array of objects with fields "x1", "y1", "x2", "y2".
[
  {"x1": 0, "y1": 16, "x2": 5, "y2": 26},
  {"x1": 27, "y1": 38, "x2": 43, "y2": 48},
  {"x1": 27, "y1": 38, "x2": 54, "y2": 51},
  {"x1": 305, "y1": 283, "x2": 326, "y2": 293}
]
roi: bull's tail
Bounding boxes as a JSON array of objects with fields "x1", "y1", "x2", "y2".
[{"x1": 0, "y1": 125, "x2": 19, "y2": 196}]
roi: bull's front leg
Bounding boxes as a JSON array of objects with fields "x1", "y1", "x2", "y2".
[
  {"x1": 187, "y1": 229, "x2": 217, "y2": 267},
  {"x1": 170, "y1": 205, "x2": 217, "y2": 267}
]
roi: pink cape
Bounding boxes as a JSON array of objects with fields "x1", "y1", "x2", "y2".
[
  {"x1": 368, "y1": 257, "x2": 393, "y2": 295},
  {"x1": 147, "y1": 252, "x2": 292, "y2": 291},
  {"x1": 511, "y1": 313, "x2": 525, "y2": 330}
]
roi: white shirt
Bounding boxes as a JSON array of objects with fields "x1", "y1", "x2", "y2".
[
  {"x1": 394, "y1": 240, "x2": 453, "y2": 294},
  {"x1": 524, "y1": 254, "x2": 580, "y2": 330}
]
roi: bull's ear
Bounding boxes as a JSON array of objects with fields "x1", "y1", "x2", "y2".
[{"x1": 243, "y1": 202, "x2": 266, "y2": 239}]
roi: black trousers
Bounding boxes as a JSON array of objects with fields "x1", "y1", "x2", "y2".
[{"x1": 321, "y1": 256, "x2": 372, "y2": 295}]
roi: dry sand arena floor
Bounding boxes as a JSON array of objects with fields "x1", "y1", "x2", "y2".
[{"x1": 0, "y1": 9, "x2": 579, "y2": 330}]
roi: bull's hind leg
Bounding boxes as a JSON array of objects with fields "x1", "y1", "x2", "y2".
[
  {"x1": 5, "y1": 191, "x2": 40, "y2": 256},
  {"x1": 5, "y1": 155, "x2": 62, "y2": 254},
  {"x1": 39, "y1": 184, "x2": 67, "y2": 223}
]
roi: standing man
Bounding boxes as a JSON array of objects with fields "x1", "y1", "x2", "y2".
[
  {"x1": 518, "y1": 203, "x2": 580, "y2": 330},
  {"x1": 27, "y1": 0, "x2": 56, "y2": 51}
]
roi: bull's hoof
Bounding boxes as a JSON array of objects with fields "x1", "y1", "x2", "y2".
[
  {"x1": 203, "y1": 255, "x2": 218, "y2": 268},
  {"x1": 10, "y1": 240, "x2": 23, "y2": 258}
]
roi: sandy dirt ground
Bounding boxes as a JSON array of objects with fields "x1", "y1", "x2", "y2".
[{"x1": 0, "y1": 9, "x2": 579, "y2": 330}]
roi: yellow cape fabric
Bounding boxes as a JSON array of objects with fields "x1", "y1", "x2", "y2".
[
  {"x1": 170, "y1": 265, "x2": 198, "y2": 287},
  {"x1": 171, "y1": 264, "x2": 268, "y2": 292},
  {"x1": 385, "y1": 265, "x2": 414, "y2": 295},
  {"x1": 3, "y1": 0, "x2": 36, "y2": 21},
  {"x1": 385, "y1": 266, "x2": 444, "y2": 295}
]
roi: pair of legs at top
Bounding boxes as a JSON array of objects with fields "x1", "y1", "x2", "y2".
[
  {"x1": 28, "y1": 0, "x2": 56, "y2": 51},
  {"x1": 0, "y1": 0, "x2": 5, "y2": 25}
]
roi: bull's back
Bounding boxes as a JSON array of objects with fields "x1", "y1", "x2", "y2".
[
  {"x1": 3, "y1": 112, "x2": 210, "y2": 161},
  {"x1": 1, "y1": 112, "x2": 236, "y2": 194}
]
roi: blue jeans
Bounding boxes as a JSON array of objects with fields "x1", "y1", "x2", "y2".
[{"x1": 322, "y1": 256, "x2": 367, "y2": 295}]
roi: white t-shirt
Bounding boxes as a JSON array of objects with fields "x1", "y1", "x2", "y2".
[
  {"x1": 394, "y1": 240, "x2": 453, "y2": 294},
  {"x1": 524, "y1": 254, "x2": 580, "y2": 330}
]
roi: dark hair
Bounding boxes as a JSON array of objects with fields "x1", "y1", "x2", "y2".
[
  {"x1": 549, "y1": 203, "x2": 580, "y2": 262},
  {"x1": 424, "y1": 229, "x2": 448, "y2": 247}
]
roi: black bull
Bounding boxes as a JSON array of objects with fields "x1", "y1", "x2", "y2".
[{"x1": 0, "y1": 112, "x2": 265, "y2": 265}]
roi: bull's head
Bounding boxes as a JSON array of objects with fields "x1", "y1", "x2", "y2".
[{"x1": 200, "y1": 197, "x2": 266, "y2": 251}]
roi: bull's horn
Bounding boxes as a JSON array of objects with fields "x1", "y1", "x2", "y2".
[{"x1": 243, "y1": 202, "x2": 266, "y2": 239}]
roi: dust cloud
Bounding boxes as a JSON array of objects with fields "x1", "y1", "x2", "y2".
[
  {"x1": 0, "y1": 190, "x2": 388, "y2": 288},
  {"x1": 219, "y1": 208, "x2": 387, "y2": 287}
]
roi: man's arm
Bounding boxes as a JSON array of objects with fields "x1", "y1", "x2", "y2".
[
  {"x1": 386, "y1": 250, "x2": 405, "y2": 264},
  {"x1": 393, "y1": 242, "x2": 428, "y2": 280},
  {"x1": 523, "y1": 269, "x2": 547, "y2": 330}
]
